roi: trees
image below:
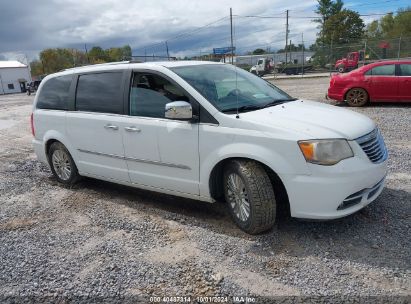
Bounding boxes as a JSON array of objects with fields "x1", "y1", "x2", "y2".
[
  {"x1": 322, "y1": 9, "x2": 364, "y2": 45},
  {"x1": 30, "y1": 45, "x2": 133, "y2": 77},
  {"x1": 364, "y1": 8, "x2": 411, "y2": 59},
  {"x1": 88, "y1": 46, "x2": 108, "y2": 63},
  {"x1": 366, "y1": 8, "x2": 411, "y2": 39},
  {"x1": 311, "y1": 0, "x2": 365, "y2": 67},
  {"x1": 314, "y1": 0, "x2": 364, "y2": 45},
  {"x1": 37, "y1": 48, "x2": 88, "y2": 75},
  {"x1": 277, "y1": 44, "x2": 306, "y2": 53},
  {"x1": 314, "y1": 0, "x2": 343, "y2": 31},
  {"x1": 252, "y1": 48, "x2": 266, "y2": 55}
]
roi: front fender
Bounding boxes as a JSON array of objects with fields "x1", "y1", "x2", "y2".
[{"x1": 199, "y1": 137, "x2": 310, "y2": 197}]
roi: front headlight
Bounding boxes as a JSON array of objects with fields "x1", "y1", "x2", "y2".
[{"x1": 298, "y1": 139, "x2": 353, "y2": 165}]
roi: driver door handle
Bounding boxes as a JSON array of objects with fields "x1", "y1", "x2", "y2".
[{"x1": 124, "y1": 126, "x2": 141, "y2": 133}]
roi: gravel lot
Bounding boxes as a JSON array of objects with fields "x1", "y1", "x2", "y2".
[{"x1": 0, "y1": 77, "x2": 410, "y2": 303}]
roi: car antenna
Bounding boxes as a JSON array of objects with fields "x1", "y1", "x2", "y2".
[
  {"x1": 230, "y1": 8, "x2": 239, "y2": 119},
  {"x1": 235, "y1": 65, "x2": 239, "y2": 119}
]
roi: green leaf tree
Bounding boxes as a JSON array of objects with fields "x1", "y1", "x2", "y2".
[{"x1": 322, "y1": 9, "x2": 364, "y2": 45}]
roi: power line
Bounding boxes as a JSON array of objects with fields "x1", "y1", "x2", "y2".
[
  {"x1": 234, "y1": 10, "x2": 409, "y2": 19},
  {"x1": 346, "y1": 0, "x2": 400, "y2": 7},
  {"x1": 134, "y1": 16, "x2": 229, "y2": 52}
]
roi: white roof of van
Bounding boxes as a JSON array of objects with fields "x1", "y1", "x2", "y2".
[
  {"x1": 62, "y1": 60, "x2": 221, "y2": 72},
  {"x1": 0, "y1": 60, "x2": 27, "y2": 68},
  {"x1": 45, "y1": 60, "x2": 224, "y2": 79}
]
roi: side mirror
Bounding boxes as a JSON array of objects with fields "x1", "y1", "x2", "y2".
[{"x1": 165, "y1": 101, "x2": 193, "y2": 120}]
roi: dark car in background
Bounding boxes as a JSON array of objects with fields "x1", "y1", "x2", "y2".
[
  {"x1": 327, "y1": 60, "x2": 411, "y2": 106},
  {"x1": 27, "y1": 80, "x2": 42, "y2": 95}
]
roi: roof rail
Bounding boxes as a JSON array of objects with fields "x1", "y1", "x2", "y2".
[{"x1": 62, "y1": 60, "x2": 138, "y2": 72}]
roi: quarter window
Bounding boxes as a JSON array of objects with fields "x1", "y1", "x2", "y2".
[
  {"x1": 76, "y1": 72, "x2": 123, "y2": 114},
  {"x1": 129, "y1": 73, "x2": 189, "y2": 118},
  {"x1": 399, "y1": 64, "x2": 411, "y2": 76},
  {"x1": 36, "y1": 75, "x2": 72, "y2": 110},
  {"x1": 365, "y1": 65, "x2": 395, "y2": 76}
]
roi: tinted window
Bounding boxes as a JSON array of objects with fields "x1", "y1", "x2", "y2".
[
  {"x1": 399, "y1": 64, "x2": 411, "y2": 76},
  {"x1": 129, "y1": 73, "x2": 189, "y2": 118},
  {"x1": 76, "y1": 72, "x2": 123, "y2": 114},
  {"x1": 36, "y1": 75, "x2": 72, "y2": 110},
  {"x1": 365, "y1": 65, "x2": 395, "y2": 76}
]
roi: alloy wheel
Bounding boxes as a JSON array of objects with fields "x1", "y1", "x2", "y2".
[
  {"x1": 52, "y1": 149, "x2": 72, "y2": 181},
  {"x1": 226, "y1": 173, "x2": 251, "y2": 222},
  {"x1": 346, "y1": 89, "x2": 367, "y2": 106}
]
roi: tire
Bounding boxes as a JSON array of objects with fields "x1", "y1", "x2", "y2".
[
  {"x1": 337, "y1": 65, "x2": 345, "y2": 73},
  {"x1": 345, "y1": 88, "x2": 368, "y2": 107},
  {"x1": 223, "y1": 160, "x2": 276, "y2": 234},
  {"x1": 48, "y1": 142, "x2": 80, "y2": 185}
]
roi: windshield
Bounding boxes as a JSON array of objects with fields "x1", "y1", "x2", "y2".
[{"x1": 170, "y1": 64, "x2": 295, "y2": 113}]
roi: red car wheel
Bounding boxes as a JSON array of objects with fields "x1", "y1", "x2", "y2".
[{"x1": 345, "y1": 88, "x2": 368, "y2": 107}]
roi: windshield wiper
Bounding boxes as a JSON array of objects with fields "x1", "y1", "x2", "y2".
[
  {"x1": 221, "y1": 105, "x2": 263, "y2": 113},
  {"x1": 221, "y1": 98, "x2": 297, "y2": 113},
  {"x1": 261, "y1": 98, "x2": 297, "y2": 109}
]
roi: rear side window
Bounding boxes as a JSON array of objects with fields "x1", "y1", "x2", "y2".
[
  {"x1": 36, "y1": 75, "x2": 72, "y2": 110},
  {"x1": 76, "y1": 72, "x2": 123, "y2": 114},
  {"x1": 365, "y1": 65, "x2": 395, "y2": 76},
  {"x1": 399, "y1": 64, "x2": 411, "y2": 76}
]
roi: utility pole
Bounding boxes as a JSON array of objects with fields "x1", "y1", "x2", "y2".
[
  {"x1": 84, "y1": 44, "x2": 89, "y2": 63},
  {"x1": 285, "y1": 10, "x2": 289, "y2": 66},
  {"x1": 230, "y1": 7, "x2": 234, "y2": 65},
  {"x1": 329, "y1": 36, "x2": 333, "y2": 76},
  {"x1": 397, "y1": 36, "x2": 402, "y2": 60},
  {"x1": 301, "y1": 33, "x2": 304, "y2": 77},
  {"x1": 165, "y1": 41, "x2": 170, "y2": 60},
  {"x1": 24, "y1": 54, "x2": 33, "y2": 82}
]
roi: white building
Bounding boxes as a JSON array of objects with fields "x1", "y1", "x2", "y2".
[{"x1": 0, "y1": 61, "x2": 32, "y2": 95}]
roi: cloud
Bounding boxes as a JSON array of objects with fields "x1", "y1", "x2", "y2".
[{"x1": 0, "y1": 0, "x2": 322, "y2": 59}]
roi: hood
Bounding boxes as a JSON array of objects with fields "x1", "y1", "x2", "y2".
[
  {"x1": 335, "y1": 58, "x2": 346, "y2": 65},
  {"x1": 239, "y1": 100, "x2": 375, "y2": 140}
]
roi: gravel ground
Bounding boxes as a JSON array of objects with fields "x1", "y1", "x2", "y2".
[{"x1": 0, "y1": 78, "x2": 410, "y2": 303}]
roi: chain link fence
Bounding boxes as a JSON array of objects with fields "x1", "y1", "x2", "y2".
[{"x1": 310, "y1": 36, "x2": 411, "y2": 72}]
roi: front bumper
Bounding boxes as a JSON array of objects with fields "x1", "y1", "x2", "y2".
[{"x1": 282, "y1": 150, "x2": 388, "y2": 220}]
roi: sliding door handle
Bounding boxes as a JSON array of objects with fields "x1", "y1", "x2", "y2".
[
  {"x1": 124, "y1": 126, "x2": 141, "y2": 133},
  {"x1": 104, "y1": 124, "x2": 119, "y2": 130}
]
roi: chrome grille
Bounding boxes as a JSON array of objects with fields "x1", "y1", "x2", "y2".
[{"x1": 355, "y1": 128, "x2": 387, "y2": 164}]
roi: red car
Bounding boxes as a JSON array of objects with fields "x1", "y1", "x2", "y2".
[{"x1": 327, "y1": 60, "x2": 411, "y2": 106}]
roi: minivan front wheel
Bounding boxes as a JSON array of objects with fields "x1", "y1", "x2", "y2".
[
  {"x1": 48, "y1": 142, "x2": 79, "y2": 185},
  {"x1": 223, "y1": 160, "x2": 276, "y2": 234}
]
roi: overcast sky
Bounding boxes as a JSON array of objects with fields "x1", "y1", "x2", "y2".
[{"x1": 0, "y1": 0, "x2": 409, "y2": 62}]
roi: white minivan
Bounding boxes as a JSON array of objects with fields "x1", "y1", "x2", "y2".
[{"x1": 32, "y1": 61, "x2": 388, "y2": 234}]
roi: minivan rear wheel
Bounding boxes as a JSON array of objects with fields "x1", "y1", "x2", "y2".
[
  {"x1": 48, "y1": 142, "x2": 79, "y2": 185},
  {"x1": 223, "y1": 160, "x2": 276, "y2": 234}
]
